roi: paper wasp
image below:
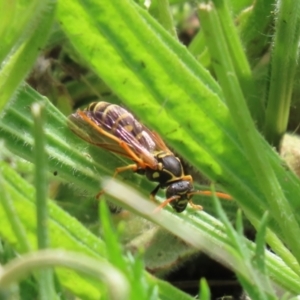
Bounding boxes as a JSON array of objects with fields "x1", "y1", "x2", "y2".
[{"x1": 69, "y1": 101, "x2": 231, "y2": 213}]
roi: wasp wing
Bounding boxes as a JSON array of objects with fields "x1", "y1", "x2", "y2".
[
  {"x1": 68, "y1": 106, "x2": 164, "y2": 168},
  {"x1": 69, "y1": 113, "x2": 133, "y2": 158}
]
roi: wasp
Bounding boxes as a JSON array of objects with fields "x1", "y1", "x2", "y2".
[{"x1": 69, "y1": 102, "x2": 231, "y2": 213}]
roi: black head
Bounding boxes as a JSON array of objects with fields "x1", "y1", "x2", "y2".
[{"x1": 166, "y1": 180, "x2": 193, "y2": 213}]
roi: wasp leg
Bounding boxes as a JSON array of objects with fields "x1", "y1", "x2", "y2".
[
  {"x1": 149, "y1": 184, "x2": 161, "y2": 203},
  {"x1": 182, "y1": 175, "x2": 193, "y2": 183},
  {"x1": 96, "y1": 164, "x2": 138, "y2": 199},
  {"x1": 151, "y1": 184, "x2": 183, "y2": 213},
  {"x1": 118, "y1": 141, "x2": 148, "y2": 168},
  {"x1": 113, "y1": 164, "x2": 138, "y2": 177},
  {"x1": 153, "y1": 195, "x2": 180, "y2": 213},
  {"x1": 188, "y1": 200, "x2": 203, "y2": 211}
]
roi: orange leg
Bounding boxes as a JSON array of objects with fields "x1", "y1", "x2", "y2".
[
  {"x1": 113, "y1": 164, "x2": 138, "y2": 178},
  {"x1": 118, "y1": 141, "x2": 147, "y2": 168},
  {"x1": 188, "y1": 200, "x2": 203, "y2": 211},
  {"x1": 149, "y1": 184, "x2": 160, "y2": 204},
  {"x1": 153, "y1": 195, "x2": 180, "y2": 213},
  {"x1": 96, "y1": 163, "x2": 138, "y2": 199},
  {"x1": 182, "y1": 175, "x2": 193, "y2": 183},
  {"x1": 153, "y1": 197, "x2": 203, "y2": 213},
  {"x1": 150, "y1": 185, "x2": 181, "y2": 213}
]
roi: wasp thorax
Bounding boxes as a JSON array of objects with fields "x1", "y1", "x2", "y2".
[
  {"x1": 159, "y1": 155, "x2": 182, "y2": 178},
  {"x1": 144, "y1": 154, "x2": 184, "y2": 185}
]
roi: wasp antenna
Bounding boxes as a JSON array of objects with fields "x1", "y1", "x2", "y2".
[
  {"x1": 189, "y1": 190, "x2": 232, "y2": 200},
  {"x1": 153, "y1": 195, "x2": 180, "y2": 213}
]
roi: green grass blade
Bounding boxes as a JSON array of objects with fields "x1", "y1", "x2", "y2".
[
  {"x1": 32, "y1": 103, "x2": 56, "y2": 300},
  {"x1": 0, "y1": 0, "x2": 56, "y2": 111},
  {"x1": 1, "y1": 0, "x2": 300, "y2": 293},
  {"x1": 0, "y1": 162, "x2": 106, "y2": 298},
  {"x1": 199, "y1": 278, "x2": 210, "y2": 300},
  {"x1": 0, "y1": 173, "x2": 31, "y2": 253},
  {"x1": 153, "y1": 0, "x2": 177, "y2": 38},
  {"x1": 198, "y1": 1, "x2": 300, "y2": 264},
  {"x1": 2, "y1": 0, "x2": 300, "y2": 267},
  {"x1": 212, "y1": 0, "x2": 264, "y2": 128},
  {"x1": 264, "y1": 1, "x2": 300, "y2": 147},
  {"x1": 0, "y1": 160, "x2": 195, "y2": 299},
  {"x1": 237, "y1": 0, "x2": 274, "y2": 64},
  {"x1": 103, "y1": 179, "x2": 300, "y2": 295},
  {"x1": 0, "y1": 250, "x2": 129, "y2": 300}
]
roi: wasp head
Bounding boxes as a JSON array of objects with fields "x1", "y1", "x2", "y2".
[{"x1": 166, "y1": 180, "x2": 193, "y2": 213}]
